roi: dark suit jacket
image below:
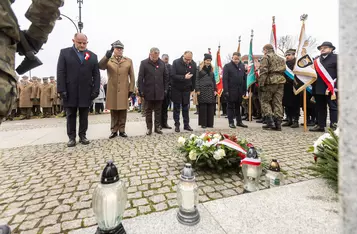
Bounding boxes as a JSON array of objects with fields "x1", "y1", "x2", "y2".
[
  {"x1": 57, "y1": 46, "x2": 100, "y2": 107},
  {"x1": 313, "y1": 53, "x2": 338, "y2": 95}
]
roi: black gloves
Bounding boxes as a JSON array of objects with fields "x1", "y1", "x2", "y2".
[
  {"x1": 91, "y1": 92, "x2": 99, "y2": 100},
  {"x1": 16, "y1": 30, "x2": 43, "y2": 56},
  {"x1": 60, "y1": 92, "x2": 68, "y2": 101},
  {"x1": 105, "y1": 47, "x2": 114, "y2": 59}
]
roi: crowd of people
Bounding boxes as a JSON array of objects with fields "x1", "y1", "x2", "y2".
[{"x1": 4, "y1": 32, "x2": 338, "y2": 148}]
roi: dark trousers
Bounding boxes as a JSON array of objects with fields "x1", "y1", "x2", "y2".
[
  {"x1": 221, "y1": 103, "x2": 227, "y2": 115},
  {"x1": 146, "y1": 100, "x2": 162, "y2": 130},
  {"x1": 32, "y1": 105, "x2": 41, "y2": 116},
  {"x1": 111, "y1": 110, "x2": 127, "y2": 133},
  {"x1": 173, "y1": 103, "x2": 189, "y2": 127},
  {"x1": 161, "y1": 93, "x2": 170, "y2": 126},
  {"x1": 227, "y1": 99, "x2": 242, "y2": 124},
  {"x1": 53, "y1": 105, "x2": 60, "y2": 115},
  {"x1": 285, "y1": 105, "x2": 300, "y2": 120},
  {"x1": 66, "y1": 107, "x2": 89, "y2": 140},
  {"x1": 95, "y1": 103, "x2": 104, "y2": 113},
  {"x1": 315, "y1": 94, "x2": 338, "y2": 128},
  {"x1": 199, "y1": 103, "x2": 214, "y2": 127}
]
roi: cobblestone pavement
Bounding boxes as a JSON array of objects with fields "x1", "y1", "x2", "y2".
[
  {"x1": 0, "y1": 111, "x2": 199, "y2": 132},
  {"x1": 0, "y1": 127, "x2": 321, "y2": 233}
]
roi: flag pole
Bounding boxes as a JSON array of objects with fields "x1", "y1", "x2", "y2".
[
  {"x1": 249, "y1": 87, "x2": 252, "y2": 122},
  {"x1": 303, "y1": 89, "x2": 307, "y2": 132},
  {"x1": 217, "y1": 44, "x2": 221, "y2": 118}
]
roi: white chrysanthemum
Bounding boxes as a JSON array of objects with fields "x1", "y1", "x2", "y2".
[
  {"x1": 334, "y1": 128, "x2": 339, "y2": 137},
  {"x1": 213, "y1": 149, "x2": 226, "y2": 160},
  {"x1": 189, "y1": 134, "x2": 196, "y2": 140},
  {"x1": 178, "y1": 137, "x2": 186, "y2": 146},
  {"x1": 202, "y1": 141, "x2": 212, "y2": 147},
  {"x1": 313, "y1": 133, "x2": 331, "y2": 154},
  {"x1": 189, "y1": 150, "x2": 198, "y2": 161},
  {"x1": 213, "y1": 134, "x2": 222, "y2": 140}
]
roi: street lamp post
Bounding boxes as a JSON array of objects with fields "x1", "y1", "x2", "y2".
[
  {"x1": 58, "y1": 14, "x2": 79, "y2": 33},
  {"x1": 77, "y1": 0, "x2": 83, "y2": 32}
]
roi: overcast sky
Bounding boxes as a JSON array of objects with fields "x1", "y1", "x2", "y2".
[{"x1": 13, "y1": 0, "x2": 338, "y2": 79}]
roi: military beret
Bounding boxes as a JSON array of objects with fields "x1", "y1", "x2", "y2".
[
  {"x1": 285, "y1": 49, "x2": 296, "y2": 55},
  {"x1": 111, "y1": 40, "x2": 124, "y2": 49},
  {"x1": 22, "y1": 76, "x2": 29, "y2": 80},
  {"x1": 42, "y1": 77, "x2": 48, "y2": 80},
  {"x1": 49, "y1": 76, "x2": 55, "y2": 80}
]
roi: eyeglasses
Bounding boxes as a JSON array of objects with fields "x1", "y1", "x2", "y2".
[{"x1": 285, "y1": 54, "x2": 292, "y2": 56}]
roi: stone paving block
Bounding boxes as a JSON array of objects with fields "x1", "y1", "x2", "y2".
[
  {"x1": 77, "y1": 208, "x2": 94, "y2": 219},
  {"x1": 44, "y1": 200, "x2": 61, "y2": 209},
  {"x1": 138, "y1": 184, "x2": 149, "y2": 191},
  {"x1": 61, "y1": 211, "x2": 78, "y2": 222},
  {"x1": 43, "y1": 195, "x2": 59, "y2": 203},
  {"x1": 62, "y1": 219, "x2": 82, "y2": 231},
  {"x1": 199, "y1": 195, "x2": 210, "y2": 202},
  {"x1": 58, "y1": 193, "x2": 72, "y2": 200},
  {"x1": 138, "y1": 205, "x2": 152, "y2": 214},
  {"x1": 149, "y1": 195, "x2": 166, "y2": 204},
  {"x1": 202, "y1": 186, "x2": 215, "y2": 193},
  {"x1": 153, "y1": 202, "x2": 168, "y2": 212},
  {"x1": 207, "y1": 192, "x2": 223, "y2": 199},
  {"x1": 18, "y1": 218, "x2": 40, "y2": 230},
  {"x1": 150, "y1": 182, "x2": 162, "y2": 189},
  {"x1": 221, "y1": 189, "x2": 238, "y2": 197},
  {"x1": 123, "y1": 208, "x2": 137, "y2": 218},
  {"x1": 52, "y1": 205, "x2": 71, "y2": 214},
  {"x1": 143, "y1": 190, "x2": 155, "y2": 197},
  {"x1": 133, "y1": 198, "x2": 149, "y2": 207},
  {"x1": 63, "y1": 197, "x2": 78, "y2": 204},
  {"x1": 43, "y1": 224, "x2": 61, "y2": 234},
  {"x1": 26, "y1": 209, "x2": 51, "y2": 220},
  {"x1": 167, "y1": 199, "x2": 178, "y2": 208},
  {"x1": 83, "y1": 217, "x2": 97, "y2": 227},
  {"x1": 127, "y1": 192, "x2": 143, "y2": 199},
  {"x1": 2, "y1": 208, "x2": 24, "y2": 217},
  {"x1": 165, "y1": 193, "x2": 177, "y2": 199},
  {"x1": 39, "y1": 214, "x2": 60, "y2": 227},
  {"x1": 20, "y1": 228, "x2": 40, "y2": 234},
  {"x1": 11, "y1": 214, "x2": 27, "y2": 224},
  {"x1": 214, "y1": 185, "x2": 228, "y2": 191},
  {"x1": 7, "y1": 201, "x2": 25, "y2": 209},
  {"x1": 25, "y1": 203, "x2": 44, "y2": 214}
]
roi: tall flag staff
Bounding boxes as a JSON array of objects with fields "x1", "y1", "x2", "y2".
[
  {"x1": 293, "y1": 14, "x2": 317, "y2": 132},
  {"x1": 214, "y1": 44, "x2": 224, "y2": 118},
  {"x1": 237, "y1": 36, "x2": 241, "y2": 53},
  {"x1": 246, "y1": 30, "x2": 256, "y2": 122},
  {"x1": 270, "y1": 16, "x2": 277, "y2": 53}
]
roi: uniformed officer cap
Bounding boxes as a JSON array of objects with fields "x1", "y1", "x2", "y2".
[
  {"x1": 42, "y1": 77, "x2": 49, "y2": 80},
  {"x1": 22, "y1": 76, "x2": 29, "y2": 80},
  {"x1": 49, "y1": 76, "x2": 55, "y2": 80},
  {"x1": 112, "y1": 40, "x2": 124, "y2": 49},
  {"x1": 285, "y1": 49, "x2": 296, "y2": 55},
  {"x1": 37, "y1": 77, "x2": 41, "y2": 81}
]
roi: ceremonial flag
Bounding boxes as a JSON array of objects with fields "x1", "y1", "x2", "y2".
[
  {"x1": 246, "y1": 32, "x2": 256, "y2": 89},
  {"x1": 208, "y1": 48, "x2": 211, "y2": 54},
  {"x1": 293, "y1": 14, "x2": 317, "y2": 94},
  {"x1": 214, "y1": 46, "x2": 223, "y2": 96},
  {"x1": 270, "y1": 16, "x2": 277, "y2": 52}
]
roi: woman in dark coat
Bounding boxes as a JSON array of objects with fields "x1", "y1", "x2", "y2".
[{"x1": 195, "y1": 54, "x2": 217, "y2": 128}]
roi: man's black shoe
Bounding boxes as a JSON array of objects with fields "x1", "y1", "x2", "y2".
[
  {"x1": 146, "y1": 129, "x2": 152, "y2": 135},
  {"x1": 109, "y1": 132, "x2": 118, "y2": 139},
  {"x1": 202, "y1": 126, "x2": 207, "y2": 129},
  {"x1": 309, "y1": 125, "x2": 325, "y2": 132},
  {"x1": 237, "y1": 122, "x2": 248, "y2": 128},
  {"x1": 154, "y1": 129, "x2": 163, "y2": 134},
  {"x1": 184, "y1": 126, "x2": 193, "y2": 131},
  {"x1": 229, "y1": 123, "x2": 236, "y2": 129},
  {"x1": 162, "y1": 123, "x2": 172, "y2": 129},
  {"x1": 67, "y1": 139, "x2": 76, "y2": 147},
  {"x1": 119, "y1": 132, "x2": 128, "y2": 137},
  {"x1": 79, "y1": 137, "x2": 90, "y2": 145},
  {"x1": 175, "y1": 126, "x2": 180, "y2": 132}
]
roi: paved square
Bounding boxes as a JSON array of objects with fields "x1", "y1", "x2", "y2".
[{"x1": 0, "y1": 113, "x2": 321, "y2": 233}]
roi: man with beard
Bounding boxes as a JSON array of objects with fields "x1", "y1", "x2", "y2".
[
  {"x1": 310, "y1": 42, "x2": 338, "y2": 132},
  {"x1": 282, "y1": 49, "x2": 301, "y2": 128},
  {"x1": 171, "y1": 51, "x2": 197, "y2": 132},
  {"x1": 223, "y1": 52, "x2": 247, "y2": 128}
]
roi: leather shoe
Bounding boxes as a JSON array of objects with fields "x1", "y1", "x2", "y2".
[
  {"x1": 119, "y1": 132, "x2": 128, "y2": 137},
  {"x1": 237, "y1": 122, "x2": 248, "y2": 128},
  {"x1": 201, "y1": 126, "x2": 207, "y2": 129},
  {"x1": 79, "y1": 137, "x2": 90, "y2": 145},
  {"x1": 154, "y1": 129, "x2": 163, "y2": 134},
  {"x1": 109, "y1": 132, "x2": 118, "y2": 139},
  {"x1": 229, "y1": 123, "x2": 236, "y2": 129},
  {"x1": 146, "y1": 129, "x2": 152, "y2": 135},
  {"x1": 162, "y1": 123, "x2": 172, "y2": 129},
  {"x1": 67, "y1": 139, "x2": 76, "y2": 147},
  {"x1": 309, "y1": 125, "x2": 325, "y2": 132},
  {"x1": 175, "y1": 126, "x2": 180, "y2": 132},
  {"x1": 184, "y1": 126, "x2": 193, "y2": 131}
]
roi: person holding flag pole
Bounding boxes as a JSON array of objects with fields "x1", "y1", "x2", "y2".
[
  {"x1": 246, "y1": 30, "x2": 257, "y2": 122},
  {"x1": 214, "y1": 45, "x2": 224, "y2": 118}
]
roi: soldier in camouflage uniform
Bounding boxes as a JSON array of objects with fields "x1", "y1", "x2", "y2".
[
  {"x1": 0, "y1": 0, "x2": 64, "y2": 124},
  {"x1": 259, "y1": 44, "x2": 286, "y2": 131}
]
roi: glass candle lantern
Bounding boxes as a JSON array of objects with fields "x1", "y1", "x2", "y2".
[
  {"x1": 176, "y1": 163, "x2": 200, "y2": 226},
  {"x1": 265, "y1": 159, "x2": 285, "y2": 188},
  {"x1": 241, "y1": 147, "x2": 262, "y2": 192},
  {"x1": 92, "y1": 160, "x2": 127, "y2": 234}
]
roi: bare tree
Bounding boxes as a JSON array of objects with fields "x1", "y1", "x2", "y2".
[
  {"x1": 224, "y1": 53, "x2": 232, "y2": 65},
  {"x1": 277, "y1": 35, "x2": 318, "y2": 55}
]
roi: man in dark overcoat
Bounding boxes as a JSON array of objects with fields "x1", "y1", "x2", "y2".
[{"x1": 57, "y1": 33, "x2": 100, "y2": 147}]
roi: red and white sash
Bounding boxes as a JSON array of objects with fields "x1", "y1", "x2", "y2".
[{"x1": 314, "y1": 58, "x2": 336, "y2": 99}]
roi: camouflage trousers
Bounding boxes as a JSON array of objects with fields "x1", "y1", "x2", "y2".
[
  {"x1": 260, "y1": 84, "x2": 284, "y2": 119},
  {"x1": 0, "y1": 70, "x2": 17, "y2": 124}
]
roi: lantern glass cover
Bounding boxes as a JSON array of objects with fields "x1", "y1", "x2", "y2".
[
  {"x1": 177, "y1": 180, "x2": 198, "y2": 212},
  {"x1": 92, "y1": 179, "x2": 127, "y2": 231},
  {"x1": 242, "y1": 164, "x2": 262, "y2": 192}
]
